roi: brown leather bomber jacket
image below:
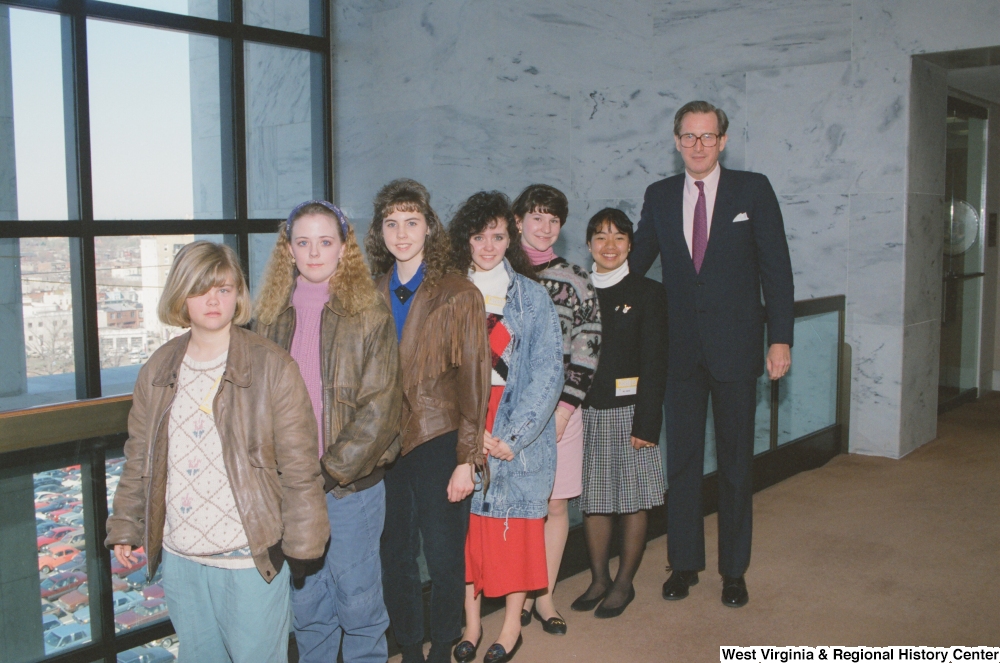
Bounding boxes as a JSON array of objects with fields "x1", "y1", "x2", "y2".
[
  {"x1": 376, "y1": 272, "x2": 490, "y2": 466},
  {"x1": 253, "y1": 292, "x2": 402, "y2": 497},
  {"x1": 105, "y1": 326, "x2": 330, "y2": 582}
]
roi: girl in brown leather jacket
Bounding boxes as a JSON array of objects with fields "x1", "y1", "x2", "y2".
[
  {"x1": 106, "y1": 241, "x2": 329, "y2": 663},
  {"x1": 254, "y1": 201, "x2": 402, "y2": 663},
  {"x1": 364, "y1": 179, "x2": 491, "y2": 663}
]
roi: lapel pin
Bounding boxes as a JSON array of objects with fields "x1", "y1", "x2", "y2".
[{"x1": 623, "y1": 305, "x2": 631, "y2": 313}]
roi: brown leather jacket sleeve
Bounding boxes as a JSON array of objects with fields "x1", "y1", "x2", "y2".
[
  {"x1": 105, "y1": 364, "x2": 151, "y2": 549},
  {"x1": 271, "y1": 360, "x2": 330, "y2": 561},
  {"x1": 323, "y1": 308, "x2": 402, "y2": 486},
  {"x1": 452, "y1": 289, "x2": 491, "y2": 467}
]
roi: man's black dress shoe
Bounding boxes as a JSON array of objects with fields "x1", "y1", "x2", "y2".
[
  {"x1": 482, "y1": 635, "x2": 523, "y2": 663},
  {"x1": 661, "y1": 570, "x2": 699, "y2": 600},
  {"x1": 452, "y1": 634, "x2": 481, "y2": 663},
  {"x1": 532, "y1": 607, "x2": 567, "y2": 634},
  {"x1": 570, "y1": 588, "x2": 607, "y2": 611},
  {"x1": 594, "y1": 585, "x2": 635, "y2": 619},
  {"x1": 721, "y1": 576, "x2": 749, "y2": 607}
]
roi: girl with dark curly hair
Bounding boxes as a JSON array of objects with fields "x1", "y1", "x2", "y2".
[
  {"x1": 365, "y1": 179, "x2": 491, "y2": 663},
  {"x1": 447, "y1": 191, "x2": 563, "y2": 663}
]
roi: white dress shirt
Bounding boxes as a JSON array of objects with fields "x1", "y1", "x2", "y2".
[{"x1": 682, "y1": 162, "x2": 721, "y2": 257}]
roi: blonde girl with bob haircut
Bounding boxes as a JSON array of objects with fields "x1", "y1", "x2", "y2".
[
  {"x1": 106, "y1": 241, "x2": 329, "y2": 663},
  {"x1": 254, "y1": 201, "x2": 402, "y2": 663},
  {"x1": 365, "y1": 179, "x2": 491, "y2": 663}
]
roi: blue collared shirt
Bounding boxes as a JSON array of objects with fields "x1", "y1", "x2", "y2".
[{"x1": 389, "y1": 262, "x2": 425, "y2": 341}]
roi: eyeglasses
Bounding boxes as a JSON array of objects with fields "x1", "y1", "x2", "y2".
[{"x1": 678, "y1": 133, "x2": 721, "y2": 148}]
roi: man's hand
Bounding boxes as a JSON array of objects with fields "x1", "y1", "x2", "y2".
[
  {"x1": 554, "y1": 407, "x2": 573, "y2": 442},
  {"x1": 766, "y1": 343, "x2": 791, "y2": 380},
  {"x1": 630, "y1": 436, "x2": 656, "y2": 450},
  {"x1": 446, "y1": 462, "x2": 475, "y2": 502}
]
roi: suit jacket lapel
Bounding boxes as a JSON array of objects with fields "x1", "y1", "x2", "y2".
[{"x1": 703, "y1": 166, "x2": 737, "y2": 271}]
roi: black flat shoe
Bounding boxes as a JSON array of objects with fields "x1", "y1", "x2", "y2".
[
  {"x1": 570, "y1": 588, "x2": 607, "y2": 611},
  {"x1": 661, "y1": 570, "x2": 699, "y2": 601},
  {"x1": 482, "y1": 635, "x2": 523, "y2": 663},
  {"x1": 532, "y1": 607, "x2": 567, "y2": 635},
  {"x1": 721, "y1": 575, "x2": 749, "y2": 608},
  {"x1": 519, "y1": 608, "x2": 531, "y2": 627},
  {"x1": 453, "y1": 634, "x2": 481, "y2": 663},
  {"x1": 594, "y1": 585, "x2": 635, "y2": 619}
]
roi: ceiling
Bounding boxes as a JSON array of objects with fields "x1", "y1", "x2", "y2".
[{"x1": 948, "y1": 65, "x2": 1000, "y2": 105}]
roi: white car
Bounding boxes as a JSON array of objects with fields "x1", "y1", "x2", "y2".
[{"x1": 44, "y1": 623, "x2": 91, "y2": 655}]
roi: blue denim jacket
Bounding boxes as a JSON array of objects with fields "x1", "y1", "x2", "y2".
[{"x1": 471, "y1": 259, "x2": 564, "y2": 520}]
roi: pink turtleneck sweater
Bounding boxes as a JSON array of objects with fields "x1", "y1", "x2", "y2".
[
  {"x1": 289, "y1": 276, "x2": 329, "y2": 458},
  {"x1": 523, "y1": 243, "x2": 557, "y2": 266}
]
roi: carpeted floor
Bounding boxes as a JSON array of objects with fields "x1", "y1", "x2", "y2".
[{"x1": 392, "y1": 394, "x2": 1000, "y2": 662}]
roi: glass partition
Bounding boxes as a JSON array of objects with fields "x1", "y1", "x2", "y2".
[{"x1": 778, "y1": 311, "x2": 840, "y2": 445}]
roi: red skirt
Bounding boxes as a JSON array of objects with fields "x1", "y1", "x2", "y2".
[{"x1": 465, "y1": 514, "x2": 548, "y2": 598}]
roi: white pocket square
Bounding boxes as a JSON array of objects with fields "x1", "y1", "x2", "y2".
[{"x1": 733, "y1": 212, "x2": 749, "y2": 222}]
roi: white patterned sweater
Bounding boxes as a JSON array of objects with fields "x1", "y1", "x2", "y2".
[{"x1": 162, "y1": 351, "x2": 254, "y2": 569}]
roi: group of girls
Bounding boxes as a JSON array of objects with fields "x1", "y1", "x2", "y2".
[{"x1": 105, "y1": 178, "x2": 669, "y2": 663}]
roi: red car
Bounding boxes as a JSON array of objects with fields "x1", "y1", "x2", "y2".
[
  {"x1": 111, "y1": 551, "x2": 147, "y2": 577},
  {"x1": 39, "y1": 544, "x2": 81, "y2": 573},
  {"x1": 39, "y1": 572, "x2": 87, "y2": 600},
  {"x1": 38, "y1": 526, "x2": 76, "y2": 550},
  {"x1": 141, "y1": 582, "x2": 164, "y2": 600},
  {"x1": 114, "y1": 599, "x2": 169, "y2": 632}
]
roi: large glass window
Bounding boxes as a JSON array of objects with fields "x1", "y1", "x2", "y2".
[{"x1": 88, "y1": 22, "x2": 231, "y2": 221}]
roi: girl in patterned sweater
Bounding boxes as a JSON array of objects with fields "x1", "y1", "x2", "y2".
[{"x1": 514, "y1": 184, "x2": 601, "y2": 634}]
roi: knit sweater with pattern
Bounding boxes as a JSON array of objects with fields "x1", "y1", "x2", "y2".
[
  {"x1": 289, "y1": 276, "x2": 329, "y2": 458},
  {"x1": 533, "y1": 256, "x2": 602, "y2": 410},
  {"x1": 162, "y1": 351, "x2": 254, "y2": 569}
]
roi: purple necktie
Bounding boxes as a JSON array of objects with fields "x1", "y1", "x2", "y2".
[{"x1": 692, "y1": 180, "x2": 707, "y2": 273}]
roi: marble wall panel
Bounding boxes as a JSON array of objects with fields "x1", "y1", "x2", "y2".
[
  {"x1": 746, "y1": 59, "x2": 908, "y2": 197},
  {"x1": 899, "y1": 319, "x2": 940, "y2": 456},
  {"x1": 244, "y1": 0, "x2": 312, "y2": 35},
  {"x1": 847, "y1": 321, "x2": 903, "y2": 457},
  {"x1": 780, "y1": 193, "x2": 849, "y2": 299},
  {"x1": 907, "y1": 59, "x2": 947, "y2": 196},
  {"x1": 904, "y1": 192, "x2": 945, "y2": 326},
  {"x1": 244, "y1": 43, "x2": 314, "y2": 128},
  {"x1": 848, "y1": 193, "x2": 905, "y2": 326},
  {"x1": 484, "y1": 0, "x2": 653, "y2": 99},
  {"x1": 571, "y1": 75, "x2": 746, "y2": 201},
  {"x1": 560, "y1": 198, "x2": 644, "y2": 269},
  {"x1": 853, "y1": 0, "x2": 1000, "y2": 60},
  {"x1": 653, "y1": 0, "x2": 851, "y2": 75}
]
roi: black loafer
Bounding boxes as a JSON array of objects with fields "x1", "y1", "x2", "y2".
[
  {"x1": 594, "y1": 585, "x2": 635, "y2": 619},
  {"x1": 570, "y1": 588, "x2": 607, "y2": 611},
  {"x1": 532, "y1": 607, "x2": 567, "y2": 634},
  {"x1": 661, "y1": 570, "x2": 699, "y2": 600},
  {"x1": 482, "y1": 635, "x2": 523, "y2": 663},
  {"x1": 721, "y1": 576, "x2": 749, "y2": 608},
  {"x1": 519, "y1": 608, "x2": 531, "y2": 627},
  {"x1": 452, "y1": 634, "x2": 481, "y2": 663}
]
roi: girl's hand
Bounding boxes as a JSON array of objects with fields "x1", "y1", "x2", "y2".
[
  {"x1": 114, "y1": 544, "x2": 134, "y2": 569},
  {"x1": 554, "y1": 407, "x2": 572, "y2": 442},
  {"x1": 490, "y1": 439, "x2": 515, "y2": 461},
  {"x1": 630, "y1": 436, "x2": 656, "y2": 450},
  {"x1": 447, "y1": 463, "x2": 475, "y2": 502}
]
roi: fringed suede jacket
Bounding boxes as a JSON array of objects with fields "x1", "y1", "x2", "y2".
[{"x1": 376, "y1": 271, "x2": 491, "y2": 468}]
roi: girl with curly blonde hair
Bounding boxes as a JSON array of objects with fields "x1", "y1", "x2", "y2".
[{"x1": 254, "y1": 201, "x2": 402, "y2": 663}]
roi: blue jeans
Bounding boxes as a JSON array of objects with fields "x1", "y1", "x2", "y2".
[
  {"x1": 291, "y1": 482, "x2": 388, "y2": 663},
  {"x1": 161, "y1": 551, "x2": 291, "y2": 663}
]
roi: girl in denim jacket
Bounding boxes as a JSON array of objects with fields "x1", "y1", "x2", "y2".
[{"x1": 448, "y1": 191, "x2": 564, "y2": 663}]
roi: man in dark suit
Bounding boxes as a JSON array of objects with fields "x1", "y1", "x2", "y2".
[{"x1": 630, "y1": 100, "x2": 794, "y2": 608}]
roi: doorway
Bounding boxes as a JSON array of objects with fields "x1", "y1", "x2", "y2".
[{"x1": 939, "y1": 96, "x2": 988, "y2": 411}]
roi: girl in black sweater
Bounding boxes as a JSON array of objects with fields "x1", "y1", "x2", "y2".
[{"x1": 571, "y1": 208, "x2": 668, "y2": 619}]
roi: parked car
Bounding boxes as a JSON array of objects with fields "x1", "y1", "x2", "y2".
[
  {"x1": 40, "y1": 599, "x2": 70, "y2": 620},
  {"x1": 38, "y1": 526, "x2": 76, "y2": 550},
  {"x1": 141, "y1": 582, "x2": 164, "y2": 600},
  {"x1": 39, "y1": 544, "x2": 80, "y2": 573},
  {"x1": 75, "y1": 591, "x2": 145, "y2": 625},
  {"x1": 56, "y1": 550, "x2": 88, "y2": 574},
  {"x1": 49, "y1": 505, "x2": 83, "y2": 523},
  {"x1": 43, "y1": 623, "x2": 91, "y2": 655},
  {"x1": 42, "y1": 613, "x2": 62, "y2": 633},
  {"x1": 57, "y1": 528, "x2": 87, "y2": 549},
  {"x1": 56, "y1": 582, "x2": 91, "y2": 613},
  {"x1": 117, "y1": 646, "x2": 175, "y2": 663},
  {"x1": 114, "y1": 599, "x2": 169, "y2": 632},
  {"x1": 61, "y1": 511, "x2": 85, "y2": 528},
  {"x1": 39, "y1": 572, "x2": 87, "y2": 600}
]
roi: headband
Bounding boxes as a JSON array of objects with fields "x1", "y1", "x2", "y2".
[{"x1": 286, "y1": 200, "x2": 350, "y2": 239}]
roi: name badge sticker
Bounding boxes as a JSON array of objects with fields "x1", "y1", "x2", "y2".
[
  {"x1": 615, "y1": 377, "x2": 638, "y2": 397},
  {"x1": 485, "y1": 294, "x2": 506, "y2": 308}
]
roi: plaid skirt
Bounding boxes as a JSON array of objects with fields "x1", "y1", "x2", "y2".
[{"x1": 579, "y1": 405, "x2": 665, "y2": 514}]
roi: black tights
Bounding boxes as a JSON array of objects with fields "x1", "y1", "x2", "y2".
[{"x1": 579, "y1": 510, "x2": 649, "y2": 608}]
